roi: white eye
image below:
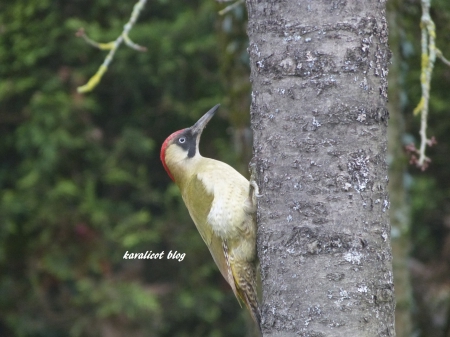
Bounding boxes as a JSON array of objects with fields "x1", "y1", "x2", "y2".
[{"x1": 179, "y1": 137, "x2": 186, "y2": 144}]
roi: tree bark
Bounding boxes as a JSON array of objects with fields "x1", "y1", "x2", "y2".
[{"x1": 246, "y1": 1, "x2": 395, "y2": 336}]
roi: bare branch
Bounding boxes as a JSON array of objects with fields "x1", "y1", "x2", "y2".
[
  {"x1": 412, "y1": 0, "x2": 450, "y2": 170},
  {"x1": 412, "y1": 0, "x2": 435, "y2": 169},
  {"x1": 218, "y1": 0, "x2": 244, "y2": 16},
  {"x1": 436, "y1": 48, "x2": 450, "y2": 66},
  {"x1": 77, "y1": 0, "x2": 148, "y2": 93},
  {"x1": 76, "y1": 28, "x2": 116, "y2": 50}
]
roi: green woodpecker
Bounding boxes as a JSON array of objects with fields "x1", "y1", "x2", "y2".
[{"x1": 160, "y1": 104, "x2": 260, "y2": 330}]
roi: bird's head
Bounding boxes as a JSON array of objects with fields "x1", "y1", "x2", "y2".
[{"x1": 160, "y1": 104, "x2": 220, "y2": 181}]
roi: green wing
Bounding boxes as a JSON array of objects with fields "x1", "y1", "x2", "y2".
[{"x1": 181, "y1": 174, "x2": 239, "y2": 300}]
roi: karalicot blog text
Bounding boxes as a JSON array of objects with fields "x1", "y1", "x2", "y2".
[{"x1": 123, "y1": 250, "x2": 185, "y2": 262}]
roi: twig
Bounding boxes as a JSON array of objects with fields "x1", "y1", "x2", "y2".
[
  {"x1": 76, "y1": 28, "x2": 116, "y2": 50},
  {"x1": 218, "y1": 0, "x2": 244, "y2": 16},
  {"x1": 77, "y1": 0, "x2": 148, "y2": 93},
  {"x1": 411, "y1": 0, "x2": 449, "y2": 169},
  {"x1": 410, "y1": 0, "x2": 450, "y2": 170},
  {"x1": 436, "y1": 49, "x2": 450, "y2": 66}
]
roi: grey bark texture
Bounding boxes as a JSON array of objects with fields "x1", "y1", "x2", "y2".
[{"x1": 245, "y1": 1, "x2": 395, "y2": 336}]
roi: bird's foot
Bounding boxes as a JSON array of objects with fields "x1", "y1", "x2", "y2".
[{"x1": 248, "y1": 157, "x2": 262, "y2": 197}]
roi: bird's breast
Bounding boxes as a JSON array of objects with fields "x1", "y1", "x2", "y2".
[{"x1": 195, "y1": 161, "x2": 250, "y2": 239}]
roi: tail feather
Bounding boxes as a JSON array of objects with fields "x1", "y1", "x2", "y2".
[
  {"x1": 233, "y1": 262, "x2": 261, "y2": 334},
  {"x1": 241, "y1": 285, "x2": 261, "y2": 334}
]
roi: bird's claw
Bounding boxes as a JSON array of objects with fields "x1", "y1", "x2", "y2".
[{"x1": 250, "y1": 180, "x2": 262, "y2": 198}]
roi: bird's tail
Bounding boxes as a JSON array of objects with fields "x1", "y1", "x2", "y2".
[
  {"x1": 233, "y1": 262, "x2": 262, "y2": 335},
  {"x1": 242, "y1": 285, "x2": 261, "y2": 335}
]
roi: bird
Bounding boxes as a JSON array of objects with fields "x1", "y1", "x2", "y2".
[{"x1": 160, "y1": 104, "x2": 261, "y2": 332}]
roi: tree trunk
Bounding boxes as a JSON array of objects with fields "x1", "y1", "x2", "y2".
[{"x1": 245, "y1": 1, "x2": 395, "y2": 336}]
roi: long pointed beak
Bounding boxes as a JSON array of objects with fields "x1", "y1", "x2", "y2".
[{"x1": 190, "y1": 104, "x2": 220, "y2": 135}]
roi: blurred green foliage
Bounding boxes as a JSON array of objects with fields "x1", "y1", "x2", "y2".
[{"x1": 0, "y1": 1, "x2": 251, "y2": 336}]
